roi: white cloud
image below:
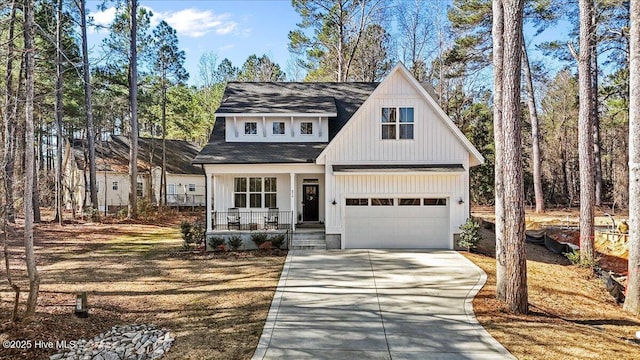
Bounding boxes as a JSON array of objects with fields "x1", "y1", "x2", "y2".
[
  {"x1": 158, "y1": 9, "x2": 239, "y2": 38},
  {"x1": 90, "y1": 7, "x2": 116, "y2": 28}
]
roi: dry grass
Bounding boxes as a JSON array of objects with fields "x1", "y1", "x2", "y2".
[
  {"x1": 0, "y1": 220, "x2": 285, "y2": 360},
  {"x1": 462, "y1": 226, "x2": 640, "y2": 359}
]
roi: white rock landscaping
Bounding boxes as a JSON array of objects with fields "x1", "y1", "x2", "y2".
[{"x1": 49, "y1": 324, "x2": 174, "y2": 360}]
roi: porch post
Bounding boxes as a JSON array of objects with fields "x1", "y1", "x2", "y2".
[
  {"x1": 290, "y1": 172, "x2": 296, "y2": 231},
  {"x1": 206, "y1": 172, "x2": 213, "y2": 232}
]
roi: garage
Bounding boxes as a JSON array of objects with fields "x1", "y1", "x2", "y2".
[{"x1": 344, "y1": 197, "x2": 450, "y2": 249}]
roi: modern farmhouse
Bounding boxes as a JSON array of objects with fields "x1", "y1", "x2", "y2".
[{"x1": 192, "y1": 63, "x2": 484, "y2": 249}]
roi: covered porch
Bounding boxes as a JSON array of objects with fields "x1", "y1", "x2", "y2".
[{"x1": 203, "y1": 163, "x2": 326, "y2": 234}]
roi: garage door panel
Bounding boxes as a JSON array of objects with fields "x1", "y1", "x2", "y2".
[{"x1": 345, "y1": 200, "x2": 450, "y2": 249}]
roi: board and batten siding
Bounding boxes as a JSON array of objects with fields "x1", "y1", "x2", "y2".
[
  {"x1": 320, "y1": 69, "x2": 473, "y2": 238},
  {"x1": 224, "y1": 116, "x2": 329, "y2": 142},
  {"x1": 212, "y1": 174, "x2": 292, "y2": 212},
  {"x1": 320, "y1": 70, "x2": 469, "y2": 164},
  {"x1": 324, "y1": 173, "x2": 469, "y2": 237}
]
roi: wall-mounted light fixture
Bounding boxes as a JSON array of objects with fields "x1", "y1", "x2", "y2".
[
  {"x1": 458, "y1": 198, "x2": 465, "y2": 204},
  {"x1": 332, "y1": 199, "x2": 337, "y2": 205}
]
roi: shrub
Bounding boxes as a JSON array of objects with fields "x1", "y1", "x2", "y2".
[
  {"x1": 84, "y1": 206, "x2": 100, "y2": 222},
  {"x1": 227, "y1": 235, "x2": 243, "y2": 251},
  {"x1": 207, "y1": 236, "x2": 225, "y2": 250},
  {"x1": 270, "y1": 234, "x2": 286, "y2": 249},
  {"x1": 137, "y1": 197, "x2": 154, "y2": 218},
  {"x1": 458, "y1": 218, "x2": 481, "y2": 252},
  {"x1": 181, "y1": 220, "x2": 205, "y2": 247},
  {"x1": 259, "y1": 241, "x2": 272, "y2": 250},
  {"x1": 251, "y1": 233, "x2": 269, "y2": 247},
  {"x1": 565, "y1": 250, "x2": 600, "y2": 269}
]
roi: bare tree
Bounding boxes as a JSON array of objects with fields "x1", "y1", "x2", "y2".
[
  {"x1": 501, "y1": 0, "x2": 528, "y2": 314},
  {"x1": 78, "y1": 0, "x2": 99, "y2": 218},
  {"x1": 623, "y1": 0, "x2": 640, "y2": 315},
  {"x1": 522, "y1": 42, "x2": 544, "y2": 213},
  {"x1": 23, "y1": 0, "x2": 40, "y2": 317},
  {"x1": 128, "y1": 0, "x2": 139, "y2": 219},
  {"x1": 578, "y1": 0, "x2": 596, "y2": 263},
  {"x1": 492, "y1": 0, "x2": 507, "y2": 301},
  {"x1": 396, "y1": 0, "x2": 433, "y2": 81}
]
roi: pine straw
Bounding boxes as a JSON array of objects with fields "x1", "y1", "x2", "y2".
[
  {"x1": 462, "y1": 227, "x2": 640, "y2": 360},
  {"x1": 0, "y1": 221, "x2": 285, "y2": 360}
]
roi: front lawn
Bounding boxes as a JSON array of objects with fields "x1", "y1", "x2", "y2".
[
  {"x1": 0, "y1": 221, "x2": 286, "y2": 360},
  {"x1": 463, "y1": 226, "x2": 640, "y2": 359}
]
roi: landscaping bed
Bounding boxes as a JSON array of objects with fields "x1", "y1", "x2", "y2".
[{"x1": 0, "y1": 219, "x2": 286, "y2": 360}]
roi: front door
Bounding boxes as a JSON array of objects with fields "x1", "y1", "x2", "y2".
[{"x1": 302, "y1": 184, "x2": 319, "y2": 221}]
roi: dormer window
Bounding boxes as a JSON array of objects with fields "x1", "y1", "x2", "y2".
[
  {"x1": 382, "y1": 107, "x2": 414, "y2": 140},
  {"x1": 273, "y1": 122, "x2": 285, "y2": 135},
  {"x1": 245, "y1": 122, "x2": 257, "y2": 135},
  {"x1": 301, "y1": 122, "x2": 313, "y2": 135}
]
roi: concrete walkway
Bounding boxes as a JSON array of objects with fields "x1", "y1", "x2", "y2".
[{"x1": 253, "y1": 250, "x2": 515, "y2": 360}]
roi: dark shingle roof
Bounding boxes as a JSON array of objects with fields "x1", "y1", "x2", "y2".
[
  {"x1": 72, "y1": 135, "x2": 203, "y2": 174},
  {"x1": 194, "y1": 82, "x2": 379, "y2": 164}
]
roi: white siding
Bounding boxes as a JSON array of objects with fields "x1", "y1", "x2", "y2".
[
  {"x1": 320, "y1": 70, "x2": 469, "y2": 164},
  {"x1": 225, "y1": 116, "x2": 329, "y2": 142},
  {"x1": 325, "y1": 173, "x2": 469, "y2": 238},
  {"x1": 212, "y1": 174, "x2": 292, "y2": 212}
]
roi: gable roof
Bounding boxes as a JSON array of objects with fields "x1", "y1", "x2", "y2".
[
  {"x1": 71, "y1": 135, "x2": 203, "y2": 174},
  {"x1": 192, "y1": 82, "x2": 379, "y2": 164},
  {"x1": 316, "y1": 63, "x2": 485, "y2": 167}
]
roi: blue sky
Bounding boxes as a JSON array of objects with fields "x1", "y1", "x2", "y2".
[
  {"x1": 88, "y1": 0, "x2": 300, "y2": 85},
  {"x1": 87, "y1": 1, "x2": 573, "y2": 86}
]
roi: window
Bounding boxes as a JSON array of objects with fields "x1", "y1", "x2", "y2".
[
  {"x1": 244, "y1": 122, "x2": 257, "y2": 135},
  {"x1": 112, "y1": 181, "x2": 118, "y2": 191},
  {"x1": 399, "y1": 198, "x2": 421, "y2": 206},
  {"x1": 346, "y1": 198, "x2": 369, "y2": 206},
  {"x1": 234, "y1": 177, "x2": 278, "y2": 208},
  {"x1": 424, "y1": 198, "x2": 447, "y2": 206},
  {"x1": 301, "y1": 122, "x2": 313, "y2": 135},
  {"x1": 381, "y1": 107, "x2": 414, "y2": 140},
  {"x1": 371, "y1": 198, "x2": 394, "y2": 206},
  {"x1": 234, "y1": 178, "x2": 247, "y2": 208},
  {"x1": 136, "y1": 182, "x2": 143, "y2": 197},
  {"x1": 264, "y1": 177, "x2": 277, "y2": 208},
  {"x1": 249, "y1": 177, "x2": 262, "y2": 208},
  {"x1": 188, "y1": 184, "x2": 196, "y2": 192},
  {"x1": 167, "y1": 184, "x2": 176, "y2": 195},
  {"x1": 272, "y1": 122, "x2": 285, "y2": 135}
]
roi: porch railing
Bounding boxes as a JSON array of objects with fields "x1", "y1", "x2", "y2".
[
  {"x1": 165, "y1": 194, "x2": 205, "y2": 207},
  {"x1": 211, "y1": 210, "x2": 293, "y2": 231}
]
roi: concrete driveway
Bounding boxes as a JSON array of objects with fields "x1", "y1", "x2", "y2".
[{"x1": 252, "y1": 250, "x2": 514, "y2": 360}]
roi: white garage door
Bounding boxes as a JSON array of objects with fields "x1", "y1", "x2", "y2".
[{"x1": 344, "y1": 197, "x2": 450, "y2": 249}]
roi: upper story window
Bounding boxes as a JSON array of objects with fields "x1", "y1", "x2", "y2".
[
  {"x1": 273, "y1": 122, "x2": 285, "y2": 135},
  {"x1": 244, "y1": 122, "x2": 257, "y2": 135},
  {"x1": 381, "y1": 107, "x2": 414, "y2": 140},
  {"x1": 112, "y1": 181, "x2": 118, "y2": 191},
  {"x1": 301, "y1": 122, "x2": 313, "y2": 135}
]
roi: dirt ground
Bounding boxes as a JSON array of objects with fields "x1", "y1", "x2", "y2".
[
  {"x1": 0, "y1": 216, "x2": 285, "y2": 360},
  {"x1": 465, "y1": 208, "x2": 640, "y2": 359}
]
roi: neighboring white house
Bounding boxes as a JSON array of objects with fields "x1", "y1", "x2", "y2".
[
  {"x1": 65, "y1": 135, "x2": 205, "y2": 213},
  {"x1": 192, "y1": 63, "x2": 484, "y2": 249}
]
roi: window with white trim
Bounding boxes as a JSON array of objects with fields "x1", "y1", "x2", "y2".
[
  {"x1": 136, "y1": 182, "x2": 143, "y2": 197},
  {"x1": 272, "y1": 122, "x2": 285, "y2": 135},
  {"x1": 381, "y1": 107, "x2": 414, "y2": 139},
  {"x1": 300, "y1": 122, "x2": 313, "y2": 135},
  {"x1": 244, "y1": 122, "x2": 257, "y2": 135},
  {"x1": 112, "y1": 181, "x2": 118, "y2": 191},
  {"x1": 234, "y1": 177, "x2": 277, "y2": 208},
  {"x1": 188, "y1": 184, "x2": 196, "y2": 192}
]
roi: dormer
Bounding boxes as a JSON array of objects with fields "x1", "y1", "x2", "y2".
[{"x1": 216, "y1": 82, "x2": 335, "y2": 143}]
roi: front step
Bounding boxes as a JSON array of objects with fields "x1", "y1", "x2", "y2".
[{"x1": 291, "y1": 230, "x2": 326, "y2": 250}]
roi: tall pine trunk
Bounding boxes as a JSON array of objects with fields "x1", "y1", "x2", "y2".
[
  {"x1": 522, "y1": 43, "x2": 544, "y2": 213},
  {"x1": 23, "y1": 0, "x2": 40, "y2": 317},
  {"x1": 578, "y1": 0, "x2": 596, "y2": 263},
  {"x1": 128, "y1": 0, "x2": 139, "y2": 219},
  {"x1": 79, "y1": 0, "x2": 98, "y2": 217},
  {"x1": 623, "y1": 0, "x2": 640, "y2": 315},
  {"x1": 54, "y1": 0, "x2": 63, "y2": 225},
  {"x1": 502, "y1": 0, "x2": 528, "y2": 314},
  {"x1": 492, "y1": 0, "x2": 507, "y2": 301},
  {"x1": 591, "y1": 7, "x2": 602, "y2": 207}
]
